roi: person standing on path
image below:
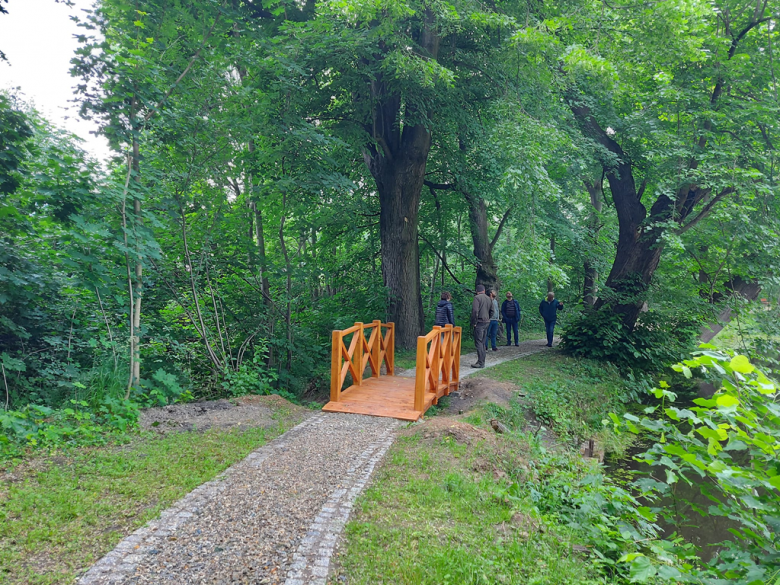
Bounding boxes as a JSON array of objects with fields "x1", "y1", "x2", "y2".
[
  {"x1": 539, "y1": 291, "x2": 563, "y2": 347},
  {"x1": 485, "y1": 290, "x2": 500, "y2": 352},
  {"x1": 501, "y1": 292, "x2": 522, "y2": 346},
  {"x1": 470, "y1": 285, "x2": 493, "y2": 368},
  {"x1": 434, "y1": 291, "x2": 455, "y2": 327}
]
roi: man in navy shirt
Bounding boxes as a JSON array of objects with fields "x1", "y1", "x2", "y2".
[
  {"x1": 538, "y1": 292, "x2": 563, "y2": 347},
  {"x1": 501, "y1": 292, "x2": 521, "y2": 346}
]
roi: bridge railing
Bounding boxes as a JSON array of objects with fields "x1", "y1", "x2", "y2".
[
  {"x1": 414, "y1": 324, "x2": 462, "y2": 412},
  {"x1": 330, "y1": 320, "x2": 395, "y2": 402}
]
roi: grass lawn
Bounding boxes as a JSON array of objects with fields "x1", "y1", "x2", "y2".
[
  {"x1": 475, "y1": 351, "x2": 638, "y2": 449},
  {"x1": 332, "y1": 353, "x2": 641, "y2": 585},
  {"x1": 0, "y1": 410, "x2": 304, "y2": 584},
  {"x1": 332, "y1": 422, "x2": 617, "y2": 585}
]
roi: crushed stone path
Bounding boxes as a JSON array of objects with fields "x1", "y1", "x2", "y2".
[
  {"x1": 398, "y1": 336, "x2": 559, "y2": 380},
  {"x1": 78, "y1": 413, "x2": 400, "y2": 585},
  {"x1": 79, "y1": 341, "x2": 554, "y2": 585}
]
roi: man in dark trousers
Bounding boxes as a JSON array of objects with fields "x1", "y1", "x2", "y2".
[
  {"x1": 471, "y1": 284, "x2": 493, "y2": 368},
  {"x1": 539, "y1": 291, "x2": 563, "y2": 347},
  {"x1": 501, "y1": 291, "x2": 522, "y2": 346}
]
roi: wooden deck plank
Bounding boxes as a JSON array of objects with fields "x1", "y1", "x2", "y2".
[{"x1": 322, "y1": 375, "x2": 435, "y2": 421}]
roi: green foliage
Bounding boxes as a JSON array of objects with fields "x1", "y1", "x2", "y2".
[
  {"x1": 137, "y1": 368, "x2": 192, "y2": 407},
  {"x1": 610, "y1": 351, "x2": 780, "y2": 583},
  {"x1": 483, "y1": 352, "x2": 643, "y2": 448},
  {"x1": 220, "y1": 352, "x2": 278, "y2": 398},
  {"x1": 0, "y1": 397, "x2": 139, "y2": 459},
  {"x1": 499, "y1": 447, "x2": 680, "y2": 583},
  {"x1": 561, "y1": 309, "x2": 700, "y2": 372}
]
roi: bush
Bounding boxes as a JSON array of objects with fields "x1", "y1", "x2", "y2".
[
  {"x1": 0, "y1": 397, "x2": 139, "y2": 459},
  {"x1": 609, "y1": 350, "x2": 780, "y2": 583},
  {"x1": 561, "y1": 308, "x2": 700, "y2": 372}
]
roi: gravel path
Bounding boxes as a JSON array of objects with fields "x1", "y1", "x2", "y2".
[
  {"x1": 78, "y1": 413, "x2": 399, "y2": 585},
  {"x1": 398, "y1": 336, "x2": 558, "y2": 380},
  {"x1": 79, "y1": 341, "x2": 552, "y2": 585}
]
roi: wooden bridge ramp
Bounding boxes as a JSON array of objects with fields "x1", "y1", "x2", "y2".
[{"x1": 322, "y1": 321, "x2": 462, "y2": 421}]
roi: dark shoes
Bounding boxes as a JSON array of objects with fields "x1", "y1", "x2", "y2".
[
  {"x1": 546, "y1": 344, "x2": 553, "y2": 347},
  {"x1": 470, "y1": 363, "x2": 485, "y2": 368}
]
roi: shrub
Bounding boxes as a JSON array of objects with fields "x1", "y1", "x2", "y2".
[
  {"x1": 561, "y1": 308, "x2": 700, "y2": 372},
  {"x1": 609, "y1": 350, "x2": 780, "y2": 583},
  {"x1": 0, "y1": 396, "x2": 139, "y2": 458}
]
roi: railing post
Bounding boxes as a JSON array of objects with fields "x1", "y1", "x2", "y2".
[
  {"x1": 452, "y1": 326, "x2": 462, "y2": 391},
  {"x1": 354, "y1": 322, "x2": 364, "y2": 386},
  {"x1": 331, "y1": 330, "x2": 342, "y2": 402},
  {"x1": 442, "y1": 324, "x2": 452, "y2": 394},
  {"x1": 414, "y1": 335, "x2": 426, "y2": 413},
  {"x1": 372, "y1": 320, "x2": 381, "y2": 377},
  {"x1": 432, "y1": 326, "x2": 442, "y2": 398},
  {"x1": 386, "y1": 322, "x2": 395, "y2": 376}
]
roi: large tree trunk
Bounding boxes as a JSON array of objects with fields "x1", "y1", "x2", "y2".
[
  {"x1": 568, "y1": 11, "x2": 764, "y2": 329},
  {"x1": 362, "y1": 10, "x2": 439, "y2": 349},
  {"x1": 571, "y1": 102, "x2": 691, "y2": 329},
  {"x1": 467, "y1": 196, "x2": 498, "y2": 291},
  {"x1": 368, "y1": 147, "x2": 428, "y2": 348},
  {"x1": 700, "y1": 278, "x2": 761, "y2": 342},
  {"x1": 461, "y1": 189, "x2": 511, "y2": 293}
]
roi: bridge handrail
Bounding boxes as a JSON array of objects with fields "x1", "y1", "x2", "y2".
[
  {"x1": 414, "y1": 324, "x2": 461, "y2": 412},
  {"x1": 330, "y1": 321, "x2": 395, "y2": 402}
]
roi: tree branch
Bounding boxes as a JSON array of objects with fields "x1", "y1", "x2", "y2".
[
  {"x1": 424, "y1": 180, "x2": 456, "y2": 190},
  {"x1": 676, "y1": 187, "x2": 736, "y2": 235},
  {"x1": 489, "y1": 207, "x2": 513, "y2": 251},
  {"x1": 418, "y1": 233, "x2": 464, "y2": 285}
]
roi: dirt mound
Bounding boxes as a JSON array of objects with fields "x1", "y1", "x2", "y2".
[
  {"x1": 140, "y1": 394, "x2": 307, "y2": 434},
  {"x1": 443, "y1": 377, "x2": 518, "y2": 414},
  {"x1": 408, "y1": 417, "x2": 496, "y2": 446}
]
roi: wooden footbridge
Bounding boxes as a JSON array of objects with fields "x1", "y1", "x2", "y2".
[{"x1": 322, "y1": 321, "x2": 462, "y2": 421}]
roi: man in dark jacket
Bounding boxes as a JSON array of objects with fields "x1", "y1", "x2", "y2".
[
  {"x1": 501, "y1": 292, "x2": 521, "y2": 346},
  {"x1": 539, "y1": 292, "x2": 563, "y2": 347},
  {"x1": 470, "y1": 285, "x2": 493, "y2": 368},
  {"x1": 434, "y1": 291, "x2": 455, "y2": 327}
]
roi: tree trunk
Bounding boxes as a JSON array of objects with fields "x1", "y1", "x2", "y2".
[
  {"x1": 583, "y1": 180, "x2": 603, "y2": 306},
  {"x1": 362, "y1": 10, "x2": 439, "y2": 349},
  {"x1": 568, "y1": 11, "x2": 763, "y2": 328},
  {"x1": 700, "y1": 278, "x2": 761, "y2": 342},
  {"x1": 128, "y1": 134, "x2": 142, "y2": 391},
  {"x1": 547, "y1": 236, "x2": 555, "y2": 294},
  {"x1": 251, "y1": 201, "x2": 271, "y2": 305},
  {"x1": 468, "y1": 196, "x2": 499, "y2": 292},
  {"x1": 462, "y1": 189, "x2": 511, "y2": 293},
  {"x1": 369, "y1": 154, "x2": 428, "y2": 348}
]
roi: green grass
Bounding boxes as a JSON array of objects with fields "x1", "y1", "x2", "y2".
[
  {"x1": 474, "y1": 351, "x2": 638, "y2": 454},
  {"x1": 0, "y1": 416, "x2": 300, "y2": 584},
  {"x1": 332, "y1": 426, "x2": 617, "y2": 585}
]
